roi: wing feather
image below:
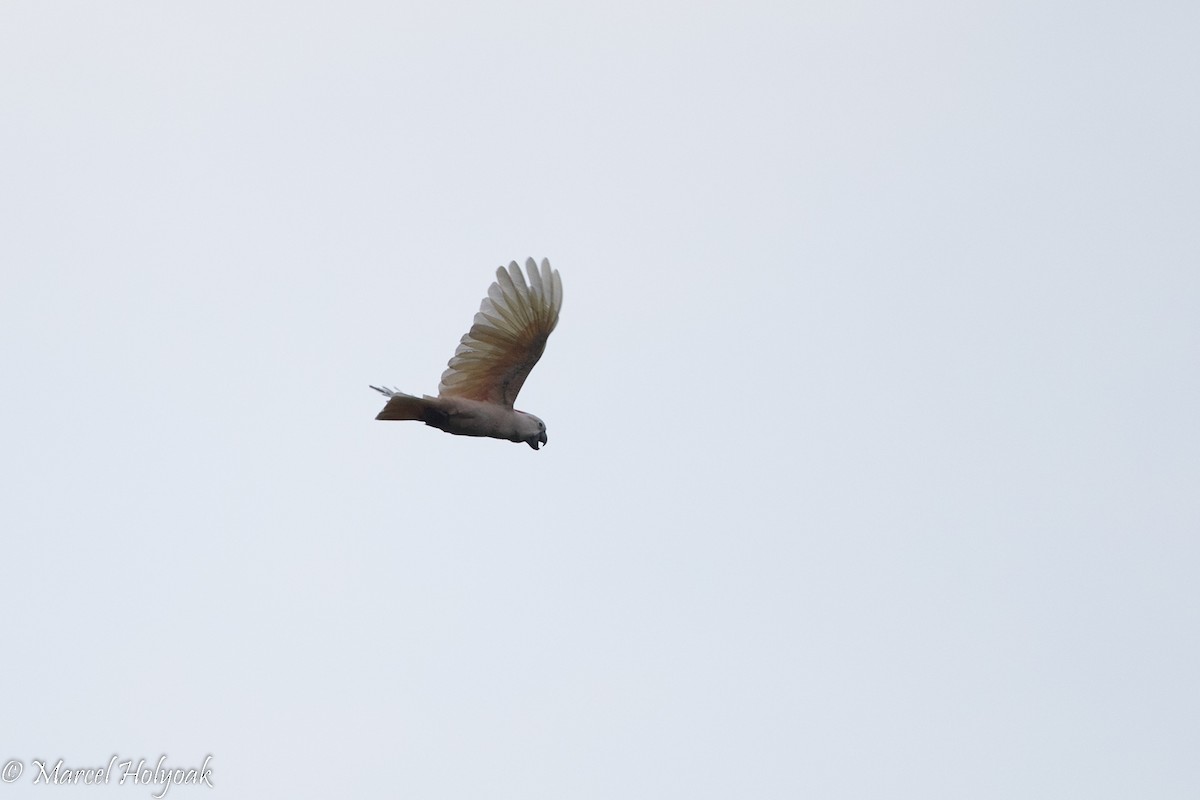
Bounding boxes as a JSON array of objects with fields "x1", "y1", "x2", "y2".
[
  {"x1": 437, "y1": 258, "x2": 563, "y2": 407},
  {"x1": 527, "y1": 260, "x2": 544, "y2": 300}
]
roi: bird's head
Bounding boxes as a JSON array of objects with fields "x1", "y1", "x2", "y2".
[{"x1": 515, "y1": 411, "x2": 549, "y2": 450}]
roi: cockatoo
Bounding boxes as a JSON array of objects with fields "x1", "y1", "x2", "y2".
[{"x1": 370, "y1": 258, "x2": 563, "y2": 450}]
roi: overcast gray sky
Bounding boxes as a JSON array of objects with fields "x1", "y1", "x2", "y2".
[{"x1": 1, "y1": 1, "x2": 1197, "y2": 798}]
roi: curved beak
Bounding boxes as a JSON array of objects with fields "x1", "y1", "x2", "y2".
[{"x1": 528, "y1": 431, "x2": 548, "y2": 450}]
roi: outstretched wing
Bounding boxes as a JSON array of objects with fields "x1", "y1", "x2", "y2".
[{"x1": 437, "y1": 258, "x2": 563, "y2": 407}]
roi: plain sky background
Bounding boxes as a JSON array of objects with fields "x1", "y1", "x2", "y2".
[{"x1": 1, "y1": 1, "x2": 1197, "y2": 798}]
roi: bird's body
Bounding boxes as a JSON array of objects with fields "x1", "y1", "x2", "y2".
[
  {"x1": 371, "y1": 258, "x2": 562, "y2": 450},
  {"x1": 369, "y1": 390, "x2": 545, "y2": 443}
]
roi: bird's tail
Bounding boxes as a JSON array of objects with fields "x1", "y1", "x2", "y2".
[{"x1": 369, "y1": 386, "x2": 429, "y2": 421}]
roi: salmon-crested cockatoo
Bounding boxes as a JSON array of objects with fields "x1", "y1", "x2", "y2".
[{"x1": 371, "y1": 258, "x2": 563, "y2": 450}]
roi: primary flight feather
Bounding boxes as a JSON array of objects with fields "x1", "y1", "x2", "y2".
[{"x1": 370, "y1": 258, "x2": 563, "y2": 450}]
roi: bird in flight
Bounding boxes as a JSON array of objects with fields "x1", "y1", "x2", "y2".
[{"x1": 370, "y1": 258, "x2": 563, "y2": 450}]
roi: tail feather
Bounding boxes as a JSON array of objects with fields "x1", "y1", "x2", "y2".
[{"x1": 370, "y1": 386, "x2": 427, "y2": 421}]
